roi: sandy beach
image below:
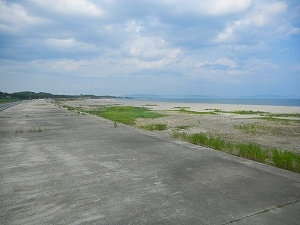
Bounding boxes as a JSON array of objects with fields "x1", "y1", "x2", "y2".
[
  {"x1": 67, "y1": 98, "x2": 300, "y2": 114},
  {"x1": 63, "y1": 98, "x2": 300, "y2": 153}
]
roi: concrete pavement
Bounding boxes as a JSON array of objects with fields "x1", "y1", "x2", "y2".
[{"x1": 0, "y1": 101, "x2": 300, "y2": 224}]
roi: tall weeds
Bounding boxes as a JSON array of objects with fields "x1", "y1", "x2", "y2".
[{"x1": 171, "y1": 132, "x2": 300, "y2": 173}]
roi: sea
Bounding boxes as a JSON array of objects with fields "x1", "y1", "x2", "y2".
[{"x1": 130, "y1": 98, "x2": 300, "y2": 107}]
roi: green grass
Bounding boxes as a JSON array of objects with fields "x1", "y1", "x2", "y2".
[
  {"x1": 142, "y1": 104, "x2": 158, "y2": 106},
  {"x1": 175, "y1": 108, "x2": 217, "y2": 115},
  {"x1": 0, "y1": 130, "x2": 9, "y2": 134},
  {"x1": 172, "y1": 107, "x2": 300, "y2": 119},
  {"x1": 268, "y1": 113, "x2": 300, "y2": 118},
  {"x1": 174, "y1": 106, "x2": 190, "y2": 109},
  {"x1": 86, "y1": 106, "x2": 166, "y2": 125},
  {"x1": 28, "y1": 127, "x2": 42, "y2": 133},
  {"x1": 171, "y1": 132, "x2": 300, "y2": 173},
  {"x1": 140, "y1": 123, "x2": 167, "y2": 131},
  {"x1": 229, "y1": 110, "x2": 266, "y2": 115},
  {"x1": 175, "y1": 125, "x2": 190, "y2": 130},
  {"x1": 0, "y1": 99, "x2": 18, "y2": 103},
  {"x1": 260, "y1": 116, "x2": 294, "y2": 125},
  {"x1": 229, "y1": 110, "x2": 300, "y2": 118},
  {"x1": 234, "y1": 123, "x2": 272, "y2": 134},
  {"x1": 236, "y1": 143, "x2": 268, "y2": 163},
  {"x1": 273, "y1": 149, "x2": 300, "y2": 172}
]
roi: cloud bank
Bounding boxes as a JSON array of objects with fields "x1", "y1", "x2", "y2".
[{"x1": 1, "y1": 0, "x2": 299, "y2": 97}]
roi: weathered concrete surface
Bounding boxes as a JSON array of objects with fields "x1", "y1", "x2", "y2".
[{"x1": 0, "y1": 101, "x2": 299, "y2": 225}]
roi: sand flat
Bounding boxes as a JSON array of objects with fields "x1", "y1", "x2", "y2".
[
  {"x1": 75, "y1": 98, "x2": 300, "y2": 114},
  {"x1": 64, "y1": 98, "x2": 300, "y2": 153}
]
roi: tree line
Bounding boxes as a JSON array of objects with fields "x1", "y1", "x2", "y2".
[{"x1": 0, "y1": 91, "x2": 116, "y2": 100}]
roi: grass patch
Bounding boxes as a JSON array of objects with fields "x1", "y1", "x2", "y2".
[
  {"x1": 273, "y1": 149, "x2": 300, "y2": 172},
  {"x1": 229, "y1": 111, "x2": 300, "y2": 118},
  {"x1": 205, "y1": 108, "x2": 223, "y2": 112},
  {"x1": 171, "y1": 132, "x2": 300, "y2": 173},
  {"x1": 28, "y1": 127, "x2": 42, "y2": 133},
  {"x1": 175, "y1": 125, "x2": 190, "y2": 130},
  {"x1": 175, "y1": 108, "x2": 217, "y2": 115},
  {"x1": 234, "y1": 123, "x2": 272, "y2": 134},
  {"x1": 0, "y1": 130, "x2": 9, "y2": 134},
  {"x1": 236, "y1": 143, "x2": 268, "y2": 163},
  {"x1": 260, "y1": 116, "x2": 294, "y2": 125},
  {"x1": 86, "y1": 106, "x2": 166, "y2": 125},
  {"x1": 268, "y1": 113, "x2": 300, "y2": 118},
  {"x1": 140, "y1": 123, "x2": 167, "y2": 131},
  {"x1": 174, "y1": 106, "x2": 190, "y2": 109},
  {"x1": 0, "y1": 99, "x2": 18, "y2": 103},
  {"x1": 229, "y1": 110, "x2": 266, "y2": 115},
  {"x1": 142, "y1": 104, "x2": 158, "y2": 106}
]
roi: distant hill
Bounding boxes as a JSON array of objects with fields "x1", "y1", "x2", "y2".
[{"x1": 0, "y1": 91, "x2": 117, "y2": 100}]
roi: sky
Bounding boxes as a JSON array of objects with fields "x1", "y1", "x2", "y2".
[{"x1": 0, "y1": 0, "x2": 300, "y2": 97}]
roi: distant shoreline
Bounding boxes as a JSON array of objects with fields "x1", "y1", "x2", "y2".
[
  {"x1": 126, "y1": 98, "x2": 300, "y2": 107},
  {"x1": 74, "y1": 98, "x2": 300, "y2": 114}
]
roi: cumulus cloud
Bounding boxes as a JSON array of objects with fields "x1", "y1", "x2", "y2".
[
  {"x1": 158, "y1": 0, "x2": 252, "y2": 15},
  {"x1": 31, "y1": 0, "x2": 104, "y2": 17},
  {"x1": 123, "y1": 36, "x2": 180, "y2": 59},
  {"x1": 0, "y1": 0, "x2": 299, "y2": 96},
  {"x1": 44, "y1": 38, "x2": 98, "y2": 54},
  {"x1": 0, "y1": 1, "x2": 46, "y2": 33},
  {"x1": 51, "y1": 59, "x2": 91, "y2": 71},
  {"x1": 124, "y1": 20, "x2": 144, "y2": 33},
  {"x1": 196, "y1": 58, "x2": 237, "y2": 68},
  {"x1": 213, "y1": 1, "x2": 294, "y2": 43}
]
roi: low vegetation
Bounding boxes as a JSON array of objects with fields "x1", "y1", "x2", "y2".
[
  {"x1": 171, "y1": 132, "x2": 300, "y2": 173},
  {"x1": 174, "y1": 108, "x2": 217, "y2": 115},
  {"x1": 234, "y1": 123, "x2": 273, "y2": 134},
  {"x1": 260, "y1": 116, "x2": 293, "y2": 125},
  {"x1": 140, "y1": 123, "x2": 167, "y2": 131},
  {"x1": 175, "y1": 125, "x2": 190, "y2": 130},
  {"x1": 58, "y1": 102, "x2": 300, "y2": 173},
  {"x1": 28, "y1": 127, "x2": 42, "y2": 133},
  {"x1": 86, "y1": 106, "x2": 166, "y2": 125},
  {"x1": 0, "y1": 99, "x2": 18, "y2": 103},
  {"x1": 229, "y1": 110, "x2": 266, "y2": 115}
]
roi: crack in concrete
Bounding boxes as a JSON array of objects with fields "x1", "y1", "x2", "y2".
[{"x1": 223, "y1": 199, "x2": 300, "y2": 224}]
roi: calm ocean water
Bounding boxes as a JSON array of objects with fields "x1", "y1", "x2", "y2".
[{"x1": 133, "y1": 98, "x2": 300, "y2": 107}]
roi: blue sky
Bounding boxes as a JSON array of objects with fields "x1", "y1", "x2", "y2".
[{"x1": 1, "y1": 0, "x2": 299, "y2": 97}]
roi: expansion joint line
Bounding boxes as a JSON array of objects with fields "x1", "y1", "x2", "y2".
[{"x1": 223, "y1": 199, "x2": 300, "y2": 224}]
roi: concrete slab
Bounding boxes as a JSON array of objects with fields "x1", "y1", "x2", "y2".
[{"x1": 0, "y1": 101, "x2": 299, "y2": 225}]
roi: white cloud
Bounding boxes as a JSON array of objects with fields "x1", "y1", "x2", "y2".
[
  {"x1": 31, "y1": 0, "x2": 104, "y2": 17},
  {"x1": 208, "y1": 0, "x2": 253, "y2": 15},
  {"x1": 51, "y1": 59, "x2": 90, "y2": 71},
  {"x1": 159, "y1": 0, "x2": 252, "y2": 15},
  {"x1": 244, "y1": 58, "x2": 278, "y2": 71},
  {"x1": 124, "y1": 20, "x2": 144, "y2": 33},
  {"x1": 196, "y1": 58, "x2": 237, "y2": 68},
  {"x1": 216, "y1": 58, "x2": 237, "y2": 68},
  {"x1": 125, "y1": 57, "x2": 173, "y2": 69},
  {"x1": 44, "y1": 38, "x2": 97, "y2": 52},
  {"x1": 45, "y1": 38, "x2": 77, "y2": 48},
  {"x1": 0, "y1": 1, "x2": 46, "y2": 33},
  {"x1": 213, "y1": 1, "x2": 292, "y2": 43},
  {"x1": 1, "y1": 0, "x2": 299, "y2": 97},
  {"x1": 122, "y1": 36, "x2": 181, "y2": 61}
]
